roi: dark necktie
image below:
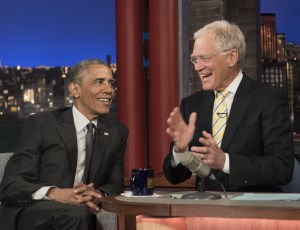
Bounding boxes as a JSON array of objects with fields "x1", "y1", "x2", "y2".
[{"x1": 82, "y1": 122, "x2": 95, "y2": 184}]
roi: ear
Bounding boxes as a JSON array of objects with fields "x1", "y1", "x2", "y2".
[
  {"x1": 68, "y1": 82, "x2": 80, "y2": 99},
  {"x1": 227, "y1": 49, "x2": 239, "y2": 68}
]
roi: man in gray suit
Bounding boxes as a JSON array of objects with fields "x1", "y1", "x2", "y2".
[
  {"x1": 0, "y1": 59, "x2": 128, "y2": 230},
  {"x1": 163, "y1": 20, "x2": 294, "y2": 193}
]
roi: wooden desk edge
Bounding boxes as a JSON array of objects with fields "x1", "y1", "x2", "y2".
[
  {"x1": 171, "y1": 203, "x2": 300, "y2": 220},
  {"x1": 103, "y1": 195, "x2": 171, "y2": 216},
  {"x1": 103, "y1": 195, "x2": 300, "y2": 220}
]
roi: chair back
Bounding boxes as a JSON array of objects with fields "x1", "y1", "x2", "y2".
[{"x1": 0, "y1": 152, "x2": 14, "y2": 182}]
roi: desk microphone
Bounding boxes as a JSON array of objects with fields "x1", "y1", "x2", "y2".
[
  {"x1": 180, "y1": 151, "x2": 216, "y2": 181},
  {"x1": 180, "y1": 151, "x2": 228, "y2": 199}
]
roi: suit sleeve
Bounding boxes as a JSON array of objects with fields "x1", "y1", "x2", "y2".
[
  {"x1": 163, "y1": 98, "x2": 194, "y2": 185},
  {"x1": 0, "y1": 115, "x2": 43, "y2": 206}
]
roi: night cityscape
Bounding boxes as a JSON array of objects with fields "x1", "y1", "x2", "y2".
[
  {"x1": 0, "y1": 56, "x2": 117, "y2": 119},
  {"x1": 0, "y1": 59, "x2": 117, "y2": 151},
  {"x1": 0, "y1": 66, "x2": 69, "y2": 118}
]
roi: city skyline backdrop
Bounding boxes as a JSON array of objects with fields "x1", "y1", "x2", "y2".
[{"x1": 0, "y1": 0, "x2": 299, "y2": 67}]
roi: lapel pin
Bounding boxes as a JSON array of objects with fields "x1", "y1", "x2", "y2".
[{"x1": 104, "y1": 132, "x2": 109, "y2": 136}]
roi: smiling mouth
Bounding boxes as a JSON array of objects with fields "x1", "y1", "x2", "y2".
[
  {"x1": 199, "y1": 73, "x2": 212, "y2": 78},
  {"x1": 98, "y1": 98, "x2": 111, "y2": 102}
]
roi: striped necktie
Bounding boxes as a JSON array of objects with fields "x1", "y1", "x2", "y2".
[{"x1": 212, "y1": 90, "x2": 229, "y2": 147}]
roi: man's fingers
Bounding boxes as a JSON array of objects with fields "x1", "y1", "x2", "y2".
[
  {"x1": 70, "y1": 195, "x2": 84, "y2": 205},
  {"x1": 201, "y1": 130, "x2": 216, "y2": 144},
  {"x1": 74, "y1": 183, "x2": 96, "y2": 194},
  {"x1": 189, "y1": 112, "x2": 197, "y2": 126},
  {"x1": 81, "y1": 188, "x2": 101, "y2": 197},
  {"x1": 85, "y1": 201, "x2": 100, "y2": 213},
  {"x1": 87, "y1": 183, "x2": 94, "y2": 188}
]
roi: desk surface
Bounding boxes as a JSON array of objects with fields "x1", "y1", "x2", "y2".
[{"x1": 103, "y1": 191, "x2": 300, "y2": 220}]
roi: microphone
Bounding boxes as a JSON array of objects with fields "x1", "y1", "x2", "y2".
[
  {"x1": 180, "y1": 151, "x2": 216, "y2": 181},
  {"x1": 179, "y1": 151, "x2": 228, "y2": 199}
]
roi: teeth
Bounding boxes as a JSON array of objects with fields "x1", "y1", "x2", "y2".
[
  {"x1": 200, "y1": 73, "x2": 210, "y2": 78},
  {"x1": 98, "y1": 98, "x2": 110, "y2": 102}
]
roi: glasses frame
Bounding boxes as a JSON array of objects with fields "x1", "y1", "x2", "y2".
[{"x1": 190, "y1": 49, "x2": 230, "y2": 65}]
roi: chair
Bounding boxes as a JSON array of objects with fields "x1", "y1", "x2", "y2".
[
  {"x1": 0, "y1": 152, "x2": 13, "y2": 185},
  {"x1": 0, "y1": 152, "x2": 118, "y2": 230},
  {"x1": 281, "y1": 159, "x2": 300, "y2": 192}
]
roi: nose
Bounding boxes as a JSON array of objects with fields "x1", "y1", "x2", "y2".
[
  {"x1": 194, "y1": 61, "x2": 205, "y2": 72},
  {"x1": 103, "y1": 82, "x2": 113, "y2": 94}
]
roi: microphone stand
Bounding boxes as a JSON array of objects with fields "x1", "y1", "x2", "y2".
[
  {"x1": 181, "y1": 178, "x2": 228, "y2": 200},
  {"x1": 179, "y1": 151, "x2": 228, "y2": 200}
]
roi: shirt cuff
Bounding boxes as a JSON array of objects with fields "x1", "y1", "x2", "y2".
[
  {"x1": 222, "y1": 153, "x2": 230, "y2": 174},
  {"x1": 32, "y1": 186, "x2": 55, "y2": 200},
  {"x1": 171, "y1": 147, "x2": 189, "y2": 167}
]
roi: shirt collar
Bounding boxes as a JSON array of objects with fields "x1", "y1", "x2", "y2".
[
  {"x1": 215, "y1": 71, "x2": 243, "y2": 95},
  {"x1": 72, "y1": 106, "x2": 98, "y2": 132}
]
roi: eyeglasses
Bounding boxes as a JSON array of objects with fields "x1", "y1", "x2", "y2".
[{"x1": 190, "y1": 50, "x2": 228, "y2": 65}]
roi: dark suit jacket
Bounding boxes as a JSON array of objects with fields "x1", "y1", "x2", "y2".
[
  {"x1": 163, "y1": 74, "x2": 295, "y2": 192},
  {"x1": 0, "y1": 107, "x2": 128, "y2": 228}
]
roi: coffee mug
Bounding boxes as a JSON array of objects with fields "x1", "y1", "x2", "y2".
[{"x1": 130, "y1": 168, "x2": 154, "y2": 196}]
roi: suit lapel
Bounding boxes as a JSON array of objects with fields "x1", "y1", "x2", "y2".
[
  {"x1": 56, "y1": 108, "x2": 78, "y2": 178},
  {"x1": 221, "y1": 75, "x2": 255, "y2": 150},
  {"x1": 197, "y1": 91, "x2": 215, "y2": 135},
  {"x1": 89, "y1": 115, "x2": 113, "y2": 182}
]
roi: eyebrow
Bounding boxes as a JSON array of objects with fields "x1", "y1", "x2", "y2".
[{"x1": 92, "y1": 77, "x2": 115, "y2": 82}]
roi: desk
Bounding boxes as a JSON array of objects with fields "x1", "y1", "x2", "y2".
[{"x1": 102, "y1": 191, "x2": 300, "y2": 230}]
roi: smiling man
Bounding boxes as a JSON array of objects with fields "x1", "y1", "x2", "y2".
[
  {"x1": 0, "y1": 59, "x2": 129, "y2": 230},
  {"x1": 163, "y1": 20, "x2": 294, "y2": 193}
]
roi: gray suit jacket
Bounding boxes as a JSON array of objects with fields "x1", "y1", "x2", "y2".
[
  {"x1": 164, "y1": 74, "x2": 295, "y2": 192},
  {"x1": 0, "y1": 107, "x2": 128, "y2": 227}
]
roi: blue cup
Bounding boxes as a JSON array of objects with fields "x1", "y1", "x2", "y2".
[{"x1": 130, "y1": 168, "x2": 154, "y2": 196}]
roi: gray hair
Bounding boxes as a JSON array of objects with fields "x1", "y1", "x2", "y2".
[
  {"x1": 194, "y1": 20, "x2": 246, "y2": 69},
  {"x1": 69, "y1": 59, "x2": 108, "y2": 84}
]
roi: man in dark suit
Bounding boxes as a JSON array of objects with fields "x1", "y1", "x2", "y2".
[
  {"x1": 163, "y1": 20, "x2": 294, "y2": 193},
  {"x1": 0, "y1": 59, "x2": 128, "y2": 229}
]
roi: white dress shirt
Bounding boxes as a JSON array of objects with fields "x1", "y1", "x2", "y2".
[{"x1": 73, "y1": 106, "x2": 97, "y2": 184}]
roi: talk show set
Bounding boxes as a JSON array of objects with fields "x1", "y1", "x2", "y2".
[{"x1": 1, "y1": 1, "x2": 300, "y2": 230}]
